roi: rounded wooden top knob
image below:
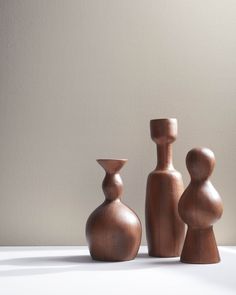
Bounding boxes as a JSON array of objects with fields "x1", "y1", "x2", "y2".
[
  {"x1": 150, "y1": 118, "x2": 177, "y2": 144},
  {"x1": 179, "y1": 147, "x2": 223, "y2": 229},
  {"x1": 186, "y1": 148, "x2": 215, "y2": 181}
]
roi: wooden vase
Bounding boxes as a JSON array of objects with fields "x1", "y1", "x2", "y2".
[
  {"x1": 145, "y1": 118, "x2": 185, "y2": 257},
  {"x1": 86, "y1": 159, "x2": 142, "y2": 261},
  {"x1": 178, "y1": 147, "x2": 223, "y2": 264}
]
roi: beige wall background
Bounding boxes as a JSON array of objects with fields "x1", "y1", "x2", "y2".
[{"x1": 0, "y1": 0, "x2": 235, "y2": 245}]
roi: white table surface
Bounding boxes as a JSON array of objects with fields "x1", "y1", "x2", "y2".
[{"x1": 0, "y1": 246, "x2": 235, "y2": 295}]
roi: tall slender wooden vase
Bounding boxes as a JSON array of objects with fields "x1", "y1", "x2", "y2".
[
  {"x1": 145, "y1": 118, "x2": 185, "y2": 257},
  {"x1": 86, "y1": 159, "x2": 142, "y2": 261}
]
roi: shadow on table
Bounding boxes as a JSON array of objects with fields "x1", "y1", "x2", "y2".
[
  {"x1": 0, "y1": 247, "x2": 235, "y2": 292},
  {"x1": 0, "y1": 251, "x2": 160, "y2": 276}
]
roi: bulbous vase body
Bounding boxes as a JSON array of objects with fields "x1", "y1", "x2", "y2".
[
  {"x1": 178, "y1": 147, "x2": 223, "y2": 264},
  {"x1": 86, "y1": 159, "x2": 142, "y2": 261}
]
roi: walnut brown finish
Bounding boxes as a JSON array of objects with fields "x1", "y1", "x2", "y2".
[
  {"x1": 178, "y1": 148, "x2": 223, "y2": 264},
  {"x1": 145, "y1": 118, "x2": 185, "y2": 257},
  {"x1": 86, "y1": 159, "x2": 142, "y2": 262}
]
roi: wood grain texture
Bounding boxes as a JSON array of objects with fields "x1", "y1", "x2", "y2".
[
  {"x1": 86, "y1": 159, "x2": 142, "y2": 261},
  {"x1": 145, "y1": 118, "x2": 185, "y2": 257},
  {"x1": 178, "y1": 148, "x2": 223, "y2": 264}
]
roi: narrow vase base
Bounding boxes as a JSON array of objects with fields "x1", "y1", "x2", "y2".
[
  {"x1": 148, "y1": 243, "x2": 182, "y2": 258},
  {"x1": 180, "y1": 227, "x2": 220, "y2": 264},
  {"x1": 148, "y1": 253, "x2": 180, "y2": 258},
  {"x1": 91, "y1": 254, "x2": 135, "y2": 262}
]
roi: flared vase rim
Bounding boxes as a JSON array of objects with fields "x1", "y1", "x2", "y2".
[
  {"x1": 150, "y1": 118, "x2": 177, "y2": 123},
  {"x1": 96, "y1": 158, "x2": 128, "y2": 162}
]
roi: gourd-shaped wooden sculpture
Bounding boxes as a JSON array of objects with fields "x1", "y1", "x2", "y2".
[
  {"x1": 145, "y1": 118, "x2": 185, "y2": 257},
  {"x1": 86, "y1": 159, "x2": 142, "y2": 261},
  {"x1": 178, "y1": 148, "x2": 223, "y2": 264}
]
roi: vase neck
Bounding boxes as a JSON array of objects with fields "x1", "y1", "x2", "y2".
[
  {"x1": 156, "y1": 143, "x2": 173, "y2": 170},
  {"x1": 102, "y1": 173, "x2": 123, "y2": 201}
]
